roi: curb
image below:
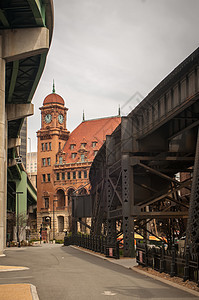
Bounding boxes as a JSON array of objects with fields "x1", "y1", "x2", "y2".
[
  {"x1": 30, "y1": 284, "x2": 39, "y2": 300},
  {"x1": 132, "y1": 267, "x2": 199, "y2": 297},
  {"x1": 70, "y1": 245, "x2": 108, "y2": 260}
]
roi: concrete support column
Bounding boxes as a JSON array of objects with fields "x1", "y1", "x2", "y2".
[{"x1": 0, "y1": 35, "x2": 6, "y2": 254}]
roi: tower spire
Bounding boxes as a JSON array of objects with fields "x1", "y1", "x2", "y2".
[
  {"x1": 83, "y1": 110, "x2": 85, "y2": 122},
  {"x1": 52, "y1": 79, "x2": 55, "y2": 93},
  {"x1": 118, "y1": 104, "x2": 121, "y2": 116}
]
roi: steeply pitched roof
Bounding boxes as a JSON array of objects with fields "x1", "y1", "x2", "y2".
[{"x1": 63, "y1": 116, "x2": 121, "y2": 164}]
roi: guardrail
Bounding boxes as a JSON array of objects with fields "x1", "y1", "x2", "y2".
[
  {"x1": 64, "y1": 234, "x2": 120, "y2": 259},
  {"x1": 136, "y1": 242, "x2": 199, "y2": 286}
]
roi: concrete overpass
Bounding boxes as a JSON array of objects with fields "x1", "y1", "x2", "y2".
[{"x1": 0, "y1": 0, "x2": 54, "y2": 254}]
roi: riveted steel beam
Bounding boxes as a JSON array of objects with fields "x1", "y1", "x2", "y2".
[
  {"x1": 186, "y1": 128, "x2": 199, "y2": 254},
  {"x1": 27, "y1": 0, "x2": 45, "y2": 26},
  {"x1": 0, "y1": 9, "x2": 9, "y2": 28},
  {"x1": 7, "y1": 61, "x2": 19, "y2": 103}
]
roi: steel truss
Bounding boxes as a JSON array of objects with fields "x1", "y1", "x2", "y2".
[{"x1": 88, "y1": 48, "x2": 199, "y2": 256}]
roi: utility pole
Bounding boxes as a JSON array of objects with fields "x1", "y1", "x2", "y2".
[
  {"x1": 53, "y1": 200, "x2": 58, "y2": 242},
  {"x1": 28, "y1": 137, "x2": 31, "y2": 180}
]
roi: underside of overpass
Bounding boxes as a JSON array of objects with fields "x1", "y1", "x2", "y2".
[{"x1": 0, "y1": 0, "x2": 54, "y2": 253}]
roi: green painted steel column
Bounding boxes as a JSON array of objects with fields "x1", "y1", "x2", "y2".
[{"x1": 16, "y1": 171, "x2": 28, "y2": 229}]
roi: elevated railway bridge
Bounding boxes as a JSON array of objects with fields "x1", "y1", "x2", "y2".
[{"x1": 78, "y1": 47, "x2": 199, "y2": 257}]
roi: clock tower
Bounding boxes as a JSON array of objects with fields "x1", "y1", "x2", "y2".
[{"x1": 37, "y1": 84, "x2": 70, "y2": 235}]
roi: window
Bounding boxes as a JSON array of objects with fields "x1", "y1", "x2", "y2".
[
  {"x1": 81, "y1": 154, "x2": 85, "y2": 162},
  {"x1": 72, "y1": 153, "x2": 77, "y2": 159},
  {"x1": 59, "y1": 156, "x2": 63, "y2": 164},
  {"x1": 49, "y1": 142, "x2": 52, "y2": 151},
  {"x1": 78, "y1": 171, "x2": 81, "y2": 179},
  {"x1": 62, "y1": 172, "x2": 65, "y2": 180},
  {"x1": 42, "y1": 143, "x2": 44, "y2": 151},
  {"x1": 44, "y1": 197, "x2": 49, "y2": 208},
  {"x1": 94, "y1": 150, "x2": 98, "y2": 157},
  {"x1": 42, "y1": 174, "x2": 46, "y2": 182},
  {"x1": 84, "y1": 171, "x2": 87, "y2": 179},
  {"x1": 70, "y1": 144, "x2": 75, "y2": 150},
  {"x1": 92, "y1": 141, "x2": 97, "y2": 147},
  {"x1": 67, "y1": 172, "x2": 70, "y2": 180},
  {"x1": 81, "y1": 143, "x2": 86, "y2": 148},
  {"x1": 47, "y1": 174, "x2": 50, "y2": 182},
  {"x1": 45, "y1": 143, "x2": 48, "y2": 151},
  {"x1": 47, "y1": 158, "x2": 51, "y2": 166},
  {"x1": 42, "y1": 158, "x2": 46, "y2": 166},
  {"x1": 56, "y1": 173, "x2": 60, "y2": 181},
  {"x1": 73, "y1": 172, "x2": 76, "y2": 179}
]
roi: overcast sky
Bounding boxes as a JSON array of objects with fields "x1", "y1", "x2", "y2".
[{"x1": 28, "y1": 0, "x2": 199, "y2": 152}]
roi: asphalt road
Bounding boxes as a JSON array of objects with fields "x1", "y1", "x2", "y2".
[{"x1": 0, "y1": 244, "x2": 197, "y2": 300}]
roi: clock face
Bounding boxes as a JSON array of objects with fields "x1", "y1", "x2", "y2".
[
  {"x1": 45, "y1": 114, "x2": 52, "y2": 124},
  {"x1": 58, "y1": 114, "x2": 64, "y2": 124}
]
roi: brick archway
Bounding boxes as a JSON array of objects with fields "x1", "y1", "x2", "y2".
[{"x1": 56, "y1": 189, "x2": 65, "y2": 208}]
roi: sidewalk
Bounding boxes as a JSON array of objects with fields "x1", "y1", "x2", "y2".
[
  {"x1": 0, "y1": 264, "x2": 38, "y2": 300},
  {"x1": 0, "y1": 284, "x2": 36, "y2": 300}
]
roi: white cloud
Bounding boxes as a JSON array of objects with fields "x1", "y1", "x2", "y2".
[{"x1": 28, "y1": 0, "x2": 199, "y2": 151}]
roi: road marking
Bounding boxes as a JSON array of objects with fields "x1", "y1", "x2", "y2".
[
  {"x1": 0, "y1": 266, "x2": 29, "y2": 272},
  {"x1": 102, "y1": 291, "x2": 116, "y2": 296},
  {"x1": 0, "y1": 276, "x2": 33, "y2": 280}
]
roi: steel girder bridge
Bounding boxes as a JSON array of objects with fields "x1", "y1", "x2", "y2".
[
  {"x1": 0, "y1": 0, "x2": 53, "y2": 249},
  {"x1": 89, "y1": 47, "x2": 199, "y2": 257}
]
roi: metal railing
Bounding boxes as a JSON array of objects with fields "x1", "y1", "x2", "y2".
[
  {"x1": 136, "y1": 242, "x2": 199, "y2": 286},
  {"x1": 64, "y1": 234, "x2": 120, "y2": 259}
]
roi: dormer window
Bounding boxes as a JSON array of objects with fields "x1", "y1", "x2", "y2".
[
  {"x1": 59, "y1": 156, "x2": 63, "y2": 164},
  {"x1": 70, "y1": 144, "x2": 75, "y2": 150},
  {"x1": 72, "y1": 153, "x2": 77, "y2": 159},
  {"x1": 92, "y1": 141, "x2": 97, "y2": 148},
  {"x1": 81, "y1": 143, "x2": 86, "y2": 148},
  {"x1": 81, "y1": 154, "x2": 85, "y2": 162},
  {"x1": 94, "y1": 150, "x2": 98, "y2": 157}
]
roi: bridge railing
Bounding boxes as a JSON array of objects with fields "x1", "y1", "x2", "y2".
[
  {"x1": 64, "y1": 234, "x2": 120, "y2": 259},
  {"x1": 136, "y1": 242, "x2": 199, "y2": 286}
]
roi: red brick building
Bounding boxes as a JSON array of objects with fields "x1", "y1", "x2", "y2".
[{"x1": 37, "y1": 88, "x2": 121, "y2": 240}]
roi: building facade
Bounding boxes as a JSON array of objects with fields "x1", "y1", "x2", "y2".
[
  {"x1": 27, "y1": 152, "x2": 37, "y2": 188},
  {"x1": 37, "y1": 89, "x2": 121, "y2": 240}
]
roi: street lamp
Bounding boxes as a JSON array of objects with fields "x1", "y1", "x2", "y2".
[
  {"x1": 53, "y1": 200, "x2": 58, "y2": 241},
  {"x1": 13, "y1": 191, "x2": 23, "y2": 247},
  {"x1": 28, "y1": 137, "x2": 31, "y2": 180}
]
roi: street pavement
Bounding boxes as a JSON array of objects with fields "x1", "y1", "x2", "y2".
[{"x1": 0, "y1": 243, "x2": 198, "y2": 300}]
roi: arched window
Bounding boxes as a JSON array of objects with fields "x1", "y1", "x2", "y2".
[
  {"x1": 67, "y1": 188, "x2": 75, "y2": 206},
  {"x1": 57, "y1": 216, "x2": 64, "y2": 232},
  {"x1": 57, "y1": 189, "x2": 65, "y2": 207}
]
